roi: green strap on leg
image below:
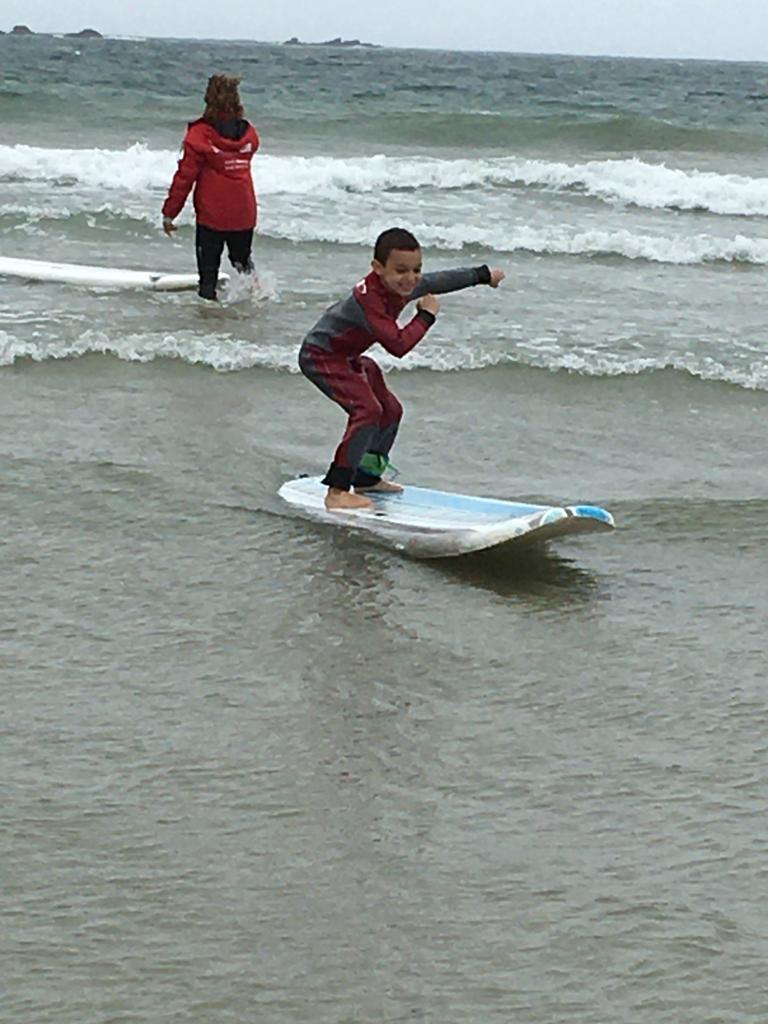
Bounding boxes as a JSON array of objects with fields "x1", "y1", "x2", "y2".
[{"x1": 359, "y1": 453, "x2": 391, "y2": 478}]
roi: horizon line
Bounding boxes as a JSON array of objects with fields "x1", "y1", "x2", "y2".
[{"x1": 2, "y1": 27, "x2": 768, "y2": 65}]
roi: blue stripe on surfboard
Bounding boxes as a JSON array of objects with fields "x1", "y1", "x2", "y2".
[
  {"x1": 392, "y1": 488, "x2": 614, "y2": 527},
  {"x1": 386, "y1": 484, "x2": 550, "y2": 520},
  {"x1": 284, "y1": 477, "x2": 614, "y2": 532},
  {"x1": 569, "y1": 505, "x2": 614, "y2": 524}
]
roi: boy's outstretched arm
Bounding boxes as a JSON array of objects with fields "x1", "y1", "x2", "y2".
[{"x1": 410, "y1": 265, "x2": 505, "y2": 299}]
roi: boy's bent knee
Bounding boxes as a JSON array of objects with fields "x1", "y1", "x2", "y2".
[
  {"x1": 353, "y1": 398, "x2": 384, "y2": 425},
  {"x1": 384, "y1": 395, "x2": 403, "y2": 422}
]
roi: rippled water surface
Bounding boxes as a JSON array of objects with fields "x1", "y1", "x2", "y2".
[{"x1": 2, "y1": 33, "x2": 768, "y2": 1024}]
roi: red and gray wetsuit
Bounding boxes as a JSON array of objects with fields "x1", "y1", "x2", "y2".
[{"x1": 299, "y1": 264, "x2": 491, "y2": 490}]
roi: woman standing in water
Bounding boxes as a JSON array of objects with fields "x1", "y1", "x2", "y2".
[{"x1": 162, "y1": 74, "x2": 260, "y2": 301}]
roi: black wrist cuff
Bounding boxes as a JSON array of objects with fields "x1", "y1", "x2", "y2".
[
  {"x1": 477, "y1": 265, "x2": 491, "y2": 285},
  {"x1": 417, "y1": 309, "x2": 436, "y2": 327}
]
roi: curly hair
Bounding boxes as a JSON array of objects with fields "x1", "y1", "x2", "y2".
[{"x1": 203, "y1": 74, "x2": 244, "y2": 122}]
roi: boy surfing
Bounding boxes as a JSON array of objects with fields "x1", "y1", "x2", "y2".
[{"x1": 298, "y1": 227, "x2": 505, "y2": 510}]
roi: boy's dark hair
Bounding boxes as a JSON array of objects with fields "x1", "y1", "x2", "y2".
[
  {"x1": 374, "y1": 227, "x2": 421, "y2": 265},
  {"x1": 203, "y1": 74, "x2": 244, "y2": 122}
]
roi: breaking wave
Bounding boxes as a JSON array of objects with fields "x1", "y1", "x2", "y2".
[
  {"x1": 1, "y1": 328, "x2": 766, "y2": 391},
  {"x1": 3, "y1": 144, "x2": 768, "y2": 217}
]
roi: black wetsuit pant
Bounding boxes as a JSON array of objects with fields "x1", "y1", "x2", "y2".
[{"x1": 195, "y1": 223, "x2": 254, "y2": 300}]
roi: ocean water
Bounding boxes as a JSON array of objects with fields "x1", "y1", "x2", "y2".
[{"x1": 2, "y1": 33, "x2": 767, "y2": 1024}]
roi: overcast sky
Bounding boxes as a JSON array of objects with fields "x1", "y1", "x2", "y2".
[{"x1": 3, "y1": 0, "x2": 768, "y2": 61}]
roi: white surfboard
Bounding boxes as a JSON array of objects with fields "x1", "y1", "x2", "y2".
[
  {"x1": 0, "y1": 255, "x2": 228, "y2": 292},
  {"x1": 278, "y1": 475, "x2": 615, "y2": 558}
]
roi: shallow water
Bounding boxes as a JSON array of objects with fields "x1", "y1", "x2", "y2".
[{"x1": 3, "y1": 33, "x2": 768, "y2": 1024}]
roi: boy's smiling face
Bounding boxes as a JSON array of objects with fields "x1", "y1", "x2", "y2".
[{"x1": 372, "y1": 247, "x2": 423, "y2": 298}]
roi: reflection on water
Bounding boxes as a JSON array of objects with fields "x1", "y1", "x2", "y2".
[
  {"x1": 232, "y1": 501, "x2": 609, "y2": 608},
  {"x1": 425, "y1": 541, "x2": 607, "y2": 604}
]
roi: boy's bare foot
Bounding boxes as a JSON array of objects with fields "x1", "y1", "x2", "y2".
[
  {"x1": 354, "y1": 479, "x2": 404, "y2": 493},
  {"x1": 325, "y1": 487, "x2": 373, "y2": 511}
]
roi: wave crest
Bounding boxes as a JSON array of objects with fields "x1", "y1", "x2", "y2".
[
  {"x1": 3, "y1": 144, "x2": 768, "y2": 218},
  {"x1": 1, "y1": 329, "x2": 765, "y2": 390}
]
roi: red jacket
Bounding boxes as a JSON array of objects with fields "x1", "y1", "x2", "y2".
[{"x1": 162, "y1": 118, "x2": 260, "y2": 232}]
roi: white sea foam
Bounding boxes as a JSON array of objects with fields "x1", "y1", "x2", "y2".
[
  {"x1": 264, "y1": 218, "x2": 768, "y2": 265},
  {"x1": 2, "y1": 328, "x2": 766, "y2": 390},
  {"x1": 4, "y1": 204, "x2": 768, "y2": 267},
  {"x1": 0, "y1": 328, "x2": 293, "y2": 372},
  {"x1": 5, "y1": 144, "x2": 768, "y2": 266},
  {"x1": 3, "y1": 144, "x2": 768, "y2": 217},
  {"x1": 0, "y1": 143, "x2": 174, "y2": 191}
]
